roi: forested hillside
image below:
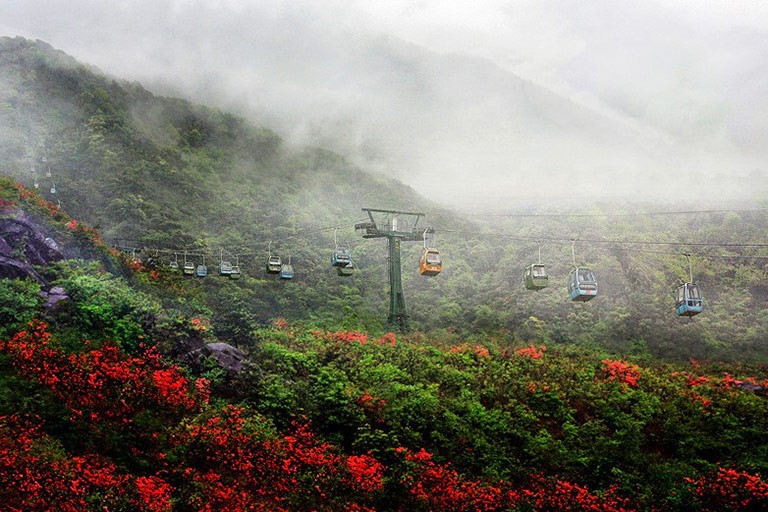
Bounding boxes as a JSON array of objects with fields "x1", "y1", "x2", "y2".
[{"x1": 2, "y1": 35, "x2": 768, "y2": 366}]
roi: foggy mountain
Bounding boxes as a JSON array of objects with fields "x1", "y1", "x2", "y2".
[
  {"x1": 3, "y1": 1, "x2": 767, "y2": 208},
  {"x1": 132, "y1": 27, "x2": 764, "y2": 208}
]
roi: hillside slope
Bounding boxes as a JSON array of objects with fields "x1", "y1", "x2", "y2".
[
  {"x1": 1, "y1": 192, "x2": 768, "y2": 510},
  {"x1": 2, "y1": 37, "x2": 768, "y2": 363}
]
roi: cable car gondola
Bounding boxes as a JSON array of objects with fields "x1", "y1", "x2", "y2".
[
  {"x1": 337, "y1": 260, "x2": 354, "y2": 276},
  {"x1": 229, "y1": 255, "x2": 242, "y2": 280},
  {"x1": 568, "y1": 241, "x2": 597, "y2": 301},
  {"x1": 332, "y1": 247, "x2": 351, "y2": 267},
  {"x1": 219, "y1": 248, "x2": 233, "y2": 276},
  {"x1": 169, "y1": 252, "x2": 179, "y2": 271},
  {"x1": 676, "y1": 282, "x2": 702, "y2": 317},
  {"x1": 675, "y1": 254, "x2": 702, "y2": 317},
  {"x1": 183, "y1": 251, "x2": 195, "y2": 276},
  {"x1": 280, "y1": 264, "x2": 294, "y2": 280},
  {"x1": 266, "y1": 241, "x2": 282, "y2": 274},
  {"x1": 280, "y1": 254, "x2": 294, "y2": 280},
  {"x1": 419, "y1": 229, "x2": 442, "y2": 276},
  {"x1": 525, "y1": 264, "x2": 548, "y2": 290},
  {"x1": 524, "y1": 242, "x2": 548, "y2": 290},
  {"x1": 419, "y1": 249, "x2": 442, "y2": 276},
  {"x1": 331, "y1": 228, "x2": 352, "y2": 267},
  {"x1": 568, "y1": 267, "x2": 597, "y2": 301},
  {"x1": 196, "y1": 255, "x2": 208, "y2": 278}
]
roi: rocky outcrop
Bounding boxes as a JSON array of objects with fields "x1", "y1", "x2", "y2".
[
  {"x1": 206, "y1": 343, "x2": 248, "y2": 376},
  {"x1": 0, "y1": 209, "x2": 65, "y2": 287},
  {"x1": 1, "y1": 209, "x2": 73, "y2": 308}
]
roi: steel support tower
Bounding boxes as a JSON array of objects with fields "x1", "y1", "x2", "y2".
[{"x1": 356, "y1": 208, "x2": 433, "y2": 332}]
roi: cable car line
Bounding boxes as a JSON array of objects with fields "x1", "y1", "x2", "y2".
[
  {"x1": 435, "y1": 228, "x2": 768, "y2": 250},
  {"x1": 427, "y1": 208, "x2": 768, "y2": 219}
]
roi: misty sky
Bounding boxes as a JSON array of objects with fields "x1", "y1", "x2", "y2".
[{"x1": 2, "y1": 0, "x2": 768, "y2": 207}]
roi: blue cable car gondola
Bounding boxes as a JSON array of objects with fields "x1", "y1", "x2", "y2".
[
  {"x1": 196, "y1": 255, "x2": 208, "y2": 278},
  {"x1": 675, "y1": 254, "x2": 702, "y2": 317},
  {"x1": 676, "y1": 282, "x2": 702, "y2": 317},
  {"x1": 332, "y1": 247, "x2": 351, "y2": 267},
  {"x1": 331, "y1": 229, "x2": 352, "y2": 267},
  {"x1": 568, "y1": 267, "x2": 597, "y2": 301},
  {"x1": 280, "y1": 264, "x2": 294, "y2": 280},
  {"x1": 280, "y1": 254, "x2": 294, "y2": 280}
]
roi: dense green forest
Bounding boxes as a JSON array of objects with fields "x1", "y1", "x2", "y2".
[{"x1": 3, "y1": 36, "x2": 768, "y2": 509}]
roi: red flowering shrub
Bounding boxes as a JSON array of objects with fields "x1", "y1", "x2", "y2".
[
  {"x1": 1, "y1": 321, "x2": 209, "y2": 425},
  {"x1": 601, "y1": 359, "x2": 640, "y2": 388},
  {"x1": 683, "y1": 466, "x2": 768, "y2": 510},
  {"x1": 326, "y1": 330, "x2": 369, "y2": 345},
  {"x1": 0, "y1": 415, "x2": 133, "y2": 511},
  {"x1": 173, "y1": 405, "x2": 384, "y2": 510},
  {"x1": 395, "y1": 447, "x2": 634, "y2": 511},
  {"x1": 345, "y1": 454, "x2": 385, "y2": 493},
  {"x1": 450, "y1": 343, "x2": 491, "y2": 358},
  {"x1": 135, "y1": 475, "x2": 173, "y2": 512},
  {"x1": 514, "y1": 345, "x2": 546, "y2": 359},
  {"x1": 375, "y1": 332, "x2": 397, "y2": 346}
]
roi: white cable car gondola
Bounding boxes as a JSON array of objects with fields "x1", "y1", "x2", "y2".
[{"x1": 266, "y1": 241, "x2": 282, "y2": 274}]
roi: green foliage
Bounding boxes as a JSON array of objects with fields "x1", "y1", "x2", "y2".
[
  {"x1": 45, "y1": 260, "x2": 162, "y2": 351},
  {"x1": 0, "y1": 278, "x2": 42, "y2": 338}
]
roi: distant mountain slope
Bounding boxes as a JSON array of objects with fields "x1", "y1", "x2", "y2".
[
  {"x1": 136, "y1": 29, "x2": 745, "y2": 204},
  {"x1": 0, "y1": 37, "x2": 442, "y2": 241}
]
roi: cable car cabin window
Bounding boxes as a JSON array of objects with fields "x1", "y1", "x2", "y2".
[
  {"x1": 533, "y1": 266, "x2": 546, "y2": 277},
  {"x1": 426, "y1": 251, "x2": 441, "y2": 265},
  {"x1": 577, "y1": 269, "x2": 596, "y2": 283}
]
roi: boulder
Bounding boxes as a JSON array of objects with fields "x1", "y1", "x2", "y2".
[{"x1": 206, "y1": 342, "x2": 247, "y2": 375}]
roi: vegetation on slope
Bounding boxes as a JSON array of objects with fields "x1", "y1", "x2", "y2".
[{"x1": 1, "y1": 183, "x2": 768, "y2": 509}]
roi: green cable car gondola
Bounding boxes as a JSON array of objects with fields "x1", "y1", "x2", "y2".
[
  {"x1": 337, "y1": 260, "x2": 354, "y2": 276},
  {"x1": 524, "y1": 242, "x2": 548, "y2": 290},
  {"x1": 524, "y1": 264, "x2": 548, "y2": 290}
]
